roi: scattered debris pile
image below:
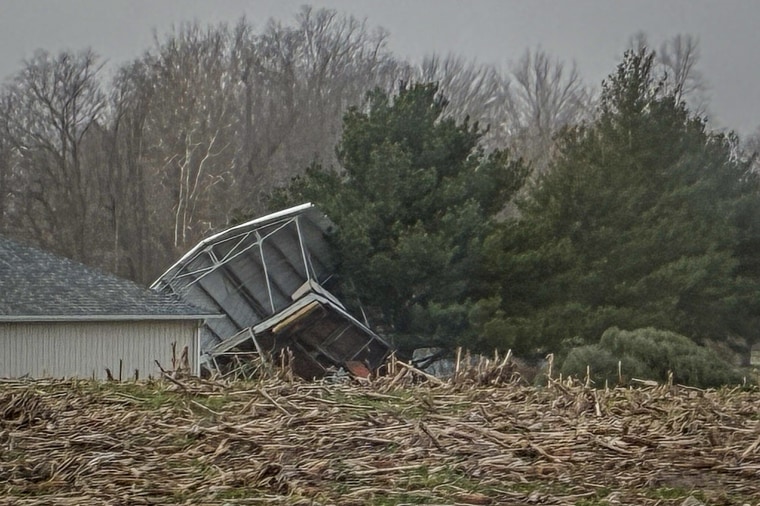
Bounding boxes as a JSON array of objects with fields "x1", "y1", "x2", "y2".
[{"x1": 1, "y1": 366, "x2": 759, "y2": 504}]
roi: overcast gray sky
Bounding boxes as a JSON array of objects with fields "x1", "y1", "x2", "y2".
[{"x1": 1, "y1": 0, "x2": 758, "y2": 135}]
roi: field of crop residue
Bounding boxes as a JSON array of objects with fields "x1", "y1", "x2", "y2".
[{"x1": 1, "y1": 362, "x2": 760, "y2": 505}]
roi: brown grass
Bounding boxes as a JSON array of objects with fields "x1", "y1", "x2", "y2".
[{"x1": 1, "y1": 360, "x2": 759, "y2": 505}]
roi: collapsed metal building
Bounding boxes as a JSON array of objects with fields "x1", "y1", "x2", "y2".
[{"x1": 152, "y1": 203, "x2": 392, "y2": 378}]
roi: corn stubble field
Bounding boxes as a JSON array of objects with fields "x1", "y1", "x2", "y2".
[{"x1": 1, "y1": 359, "x2": 760, "y2": 506}]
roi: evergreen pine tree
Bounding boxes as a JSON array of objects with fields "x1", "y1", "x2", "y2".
[
  {"x1": 274, "y1": 83, "x2": 528, "y2": 355},
  {"x1": 481, "y1": 49, "x2": 760, "y2": 357}
]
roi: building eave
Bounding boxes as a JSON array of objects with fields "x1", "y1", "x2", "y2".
[{"x1": 0, "y1": 314, "x2": 221, "y2": 323}]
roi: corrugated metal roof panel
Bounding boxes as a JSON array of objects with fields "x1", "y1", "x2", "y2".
[{"x1": 152, "y1": 204, "x2": 340, "y2": 354}]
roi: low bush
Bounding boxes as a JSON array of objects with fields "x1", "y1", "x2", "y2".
[{"x1": 560, "y1": 327, "x2": 744, "y2": 388}]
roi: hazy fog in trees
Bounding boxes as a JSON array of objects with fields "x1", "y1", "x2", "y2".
[
  {"x1": 0, "y1": 6, "x2": 753, "y2": 290},
  {"x1": 628, "y1": 32, "x2": 708, "y2": 113},
  {"x1": 0, "y1": 49, "x2": 107, "y2": 264}
]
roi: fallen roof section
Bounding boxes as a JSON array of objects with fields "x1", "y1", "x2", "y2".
[
  {"x1": 204, "y1": 288, "x2": 391, "y2": 379},
  {"x1": 153, "y1": 203, "x2": 393, "y2": 378},
  {"x1": 152, "y1": 203, "x2": 337, "y2": 351}
]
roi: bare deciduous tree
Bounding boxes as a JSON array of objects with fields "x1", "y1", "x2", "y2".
[
  {"x1": 237, "y1": 6, "x2": 401, "y2": 207},
  {"x1": 415, "y1": 54, "x2": 508, "y2": 150},
  {"x1": 100, "y1": 10, "x2": 402, "y2": 281},
  {"x1": 103, "y1": 23, "x2": 242, "y2": 285},
  {"x1": 628, "y1": 32, "x2": 708, "y2": 112},
  {"x1": 148, "y1": 24, "x2": 239, "y2": 248},
  {"x1": 744, "y1": 126, "x2": 760, "y2": 173},
  {"x1": 0, "y1": 95, "x2": 12, "y2": 233},
  {"x1": 659, "y1": 34, "x2": 705, "y2": 107},
  {"x1": 504, "y1": 48, "x2": 593, "y2": 175},
  {"x1": 100, "y1": 61, "x2": 158, "y2": 282},
  {"x1": 1, "y1": 49, "x2": 106, "y2": 262}
]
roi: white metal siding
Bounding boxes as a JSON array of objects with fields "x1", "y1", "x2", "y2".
[{"x1": 0, "y1": 320, "x2": 198, "y2": 379}]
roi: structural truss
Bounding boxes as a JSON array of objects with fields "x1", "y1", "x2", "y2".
[{"x1": 152, "y1": 203, "x2": 392, "y2": 378}]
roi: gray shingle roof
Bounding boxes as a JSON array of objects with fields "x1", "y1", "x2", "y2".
[{"x1": 0, "y1": 235, "x2": 217, "y2": 321}]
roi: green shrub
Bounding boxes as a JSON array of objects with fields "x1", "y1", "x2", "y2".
[
  {"x1": 560, "y1": 327, "x2": 744, "y2": 388},
  {"x1": 560, "y1": 344, "x2": 620, "y2": 386}
]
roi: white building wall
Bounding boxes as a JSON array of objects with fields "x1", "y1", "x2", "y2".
[{"x1": 0, "y1": 320, "x2": 198, "y2": 379}]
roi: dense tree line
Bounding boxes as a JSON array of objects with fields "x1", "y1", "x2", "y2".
[
  {"x1": 479, "y1": 50, "x2": 760, "y2": 362},
  {"x1": 0, "y1": 9, "x2": 399, "y2": 282},
  {"x1": 277, "y1": 49, "x2": 760, "y2": 380},
  {"x1": 2, "y1": 7, "x2": 759, "y2": 380},
  {"x1": 0, "y1": 7, "x2": 597, "y2": 285}
]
